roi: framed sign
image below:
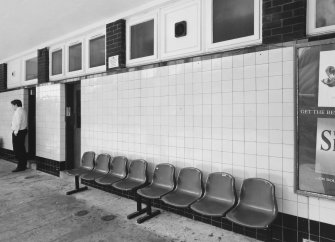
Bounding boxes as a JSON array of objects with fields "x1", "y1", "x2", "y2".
[{"x1": 297, "y1": 41, "x2": 335, "y2": 199}]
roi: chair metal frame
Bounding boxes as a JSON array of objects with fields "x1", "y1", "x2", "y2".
[
  {"x1": 129, "y1": 163, "x2": 176, "y2": 224},
  {"x1": 66, "y1": 151, "x2": 95, "y2": 195}
]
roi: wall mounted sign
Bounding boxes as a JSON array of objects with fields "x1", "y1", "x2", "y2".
[
  {"x1": 297, "y1": 42, "x2": 335, "y2": 199},
  {"x1": 108, "y1": 55, "x2": 119, "y2": 69}
]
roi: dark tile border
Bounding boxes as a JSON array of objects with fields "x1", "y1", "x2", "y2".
[
  {"x1": 35, "y1": 156, "x2": 65, "y2": 177},
  {"x1": 0, "y1": 148, "x2": 16, "y2": 163}
]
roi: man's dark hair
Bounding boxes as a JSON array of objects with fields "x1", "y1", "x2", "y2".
[{"x1": 11, "y1": 99, "x2": 22, "y2": 107}]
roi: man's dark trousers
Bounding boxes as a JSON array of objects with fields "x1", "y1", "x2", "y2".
[{"x1": 12, "y1": 129, "x2": 28, "y2": 169}]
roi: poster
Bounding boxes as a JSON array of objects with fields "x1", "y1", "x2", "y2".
[{"x1": 297, "y1": 43, "x2": 335, "y2": 198}]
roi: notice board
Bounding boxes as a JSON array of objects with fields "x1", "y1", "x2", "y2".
[{"x1": 297, "y1": 42, "x2": 335, "y2": 199}]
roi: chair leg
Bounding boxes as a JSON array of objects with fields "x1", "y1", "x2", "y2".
[
  {"x1": 127, "y1": 195, "x2": 147, "y2": 219},
  {"x1": 66, "y1": 175, "x2": 88, "y2": 195},
  {"x1": 137, "y1": 201, "x2": 161, "y2": 224}
]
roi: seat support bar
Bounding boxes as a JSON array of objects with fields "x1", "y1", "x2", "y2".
[
  {"x1": 66, "y1": 176, "x2": 88, "y2": 195},
  {"x1": 127, "y1": 196, "x2": 147, "y2": 219},
  {"x1": 137, "y1": 201, "x2": 161, "y2": 224}
]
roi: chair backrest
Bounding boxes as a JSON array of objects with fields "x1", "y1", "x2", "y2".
[
  {"x1": 95, "y1": 153, "x2": 111, "y2": 173},
  {"x1": 239, "y1": 178, "x2": 278, "y2": 213},
  {"x1": 176, "y1": 167, "x2": 202, "y2": 196},
  {"x1": 151, "y1": 163, "x2": 175, "y2": 189},
  {"x1": 127, "y1": 159, "x2": 147, "y2": 182},
  {"x1": 81, "y1": 151, "x2": 95, "y2": 169},
  {"x1": 110, "y1": 156, "x2": 128, "y2": 178},
  {"x1": 205, "y1": 172, "x2": 236, "y2": 204}
]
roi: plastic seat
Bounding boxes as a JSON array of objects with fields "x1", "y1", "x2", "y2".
[
  {"x1": 81, "y1": 153, "x2": 111, "y2": 181},
  {"x1": 128, "y1": 163, "x2": 175, "y2": 223},
  {"x1": 161, "y1": 167, "x2": 203, "y2": 208},
  {"x1": 95, "y1": 156, "x2": 128, "y2": 185},
  {"x1": 65, "y1": 151, "x2": 95, "y2": 195},
  {"x1": 190, "y1": 172, "x2": 236, "y2": 217},
  {"x1": 112, "y1": 159, "x2": 147, "y2": 191},
  {"x1": 226, "y1": 178, "x2": 278, "y2": 241}
]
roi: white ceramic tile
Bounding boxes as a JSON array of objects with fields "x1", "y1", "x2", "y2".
[
  {"x1": 269, "y1": 90, "x2": 283, "y2": 103},
  {"x1": 243, "y1": 52, "x2": 256, "y2": 66},
  {"x1": 233, "y1": 54, "x2": 244, "y2": 68},
  {"x1": 269, "y1": 62, "x2": 283, "y2": 76},
  {"x1": 221, "y1": 56, "x2": 233, "y2": 69},
  {"x1": 283, "y1": 200, "x2": 297, "y2": 216},
  {"x1": 269, "y1": 157, "x2": 283, "y2": 171},
  {"x1": 283, "y1": 47, "x2": 294, "y2": 61},
  {"x1": 256, "y1": 64, "x2": 269, "y2": 77},
  {"x1": 256, "y1": 50, "x2": 269, "y2": 64},
  {"x1": 269, "y1": 48, "x2": 283, "y2": 63}
]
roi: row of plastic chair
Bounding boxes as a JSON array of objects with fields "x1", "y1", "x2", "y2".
[{"x1": 66, "y1": 151, "x2": 278, "y2": 241}]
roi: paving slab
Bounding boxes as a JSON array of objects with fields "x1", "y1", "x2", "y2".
[{"x1": 0, "y1": 159, "x2": 259, "y2": 242}]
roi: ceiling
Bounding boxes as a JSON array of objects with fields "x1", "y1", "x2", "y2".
[{"x1": 0, "y1": 0, "x2": 160, "y2": 61}]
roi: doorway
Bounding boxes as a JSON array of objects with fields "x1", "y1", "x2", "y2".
[
  {"x1": 65, "y1": 82, "x2": 81, "y2": 170},
  {"x1": 28, "y1": 87, "x2": 36, "y2": 159}
]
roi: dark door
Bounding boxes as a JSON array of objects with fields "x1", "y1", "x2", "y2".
[
  {"x1": 28, "y1": 88, "x2": 36, "y2": 159},
  {"x1": 65, "y1": 83, "x2": 81, "y2": 169}
]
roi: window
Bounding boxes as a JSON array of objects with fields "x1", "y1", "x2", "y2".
[
  {"x1": 131, "y1": 20, "x2": 154, "y2": 59},
  {"x1": 69, "y1": 43, "x2": 82, "y2": 72},
  {"x1": 85, "y1": 30, "x2": 106, "y2": 73},
  {"x1": 25, "y1": 57, "x2": 37, "y2": 81},
  {"x1": 307, "y1": 0, "x2": 335, "y2": 36},
  {"x1": 205, "y1": 0, "x2": 261, "y2": 52},
  {"x1": 127, "y1": 11, "x2": 158, "y2": 66},
  {"x1": 89, "y1": 35, "x2": 105, "y2": 68},
  {"x1": 51, "y1": 49, "x2": 63, "y2": 76},
  {"x1": 49, "y1": 45, "x2": 64, "y2": 80}
]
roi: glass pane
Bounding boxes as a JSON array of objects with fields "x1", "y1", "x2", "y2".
[
  {"x1": 25, "y1": 57, "x2": 37, "y2": 81},
  {"x1": 316, "y1": 0, "x2": 335, "y2": 28},
  {"x1": 213, "y1": 0, "x2": 254, "y2": 43},
  {"x1": 69, "y1": 43, "x2": 82, "y2": 72},
  {"x1": 89, "y1": 35, "x2": 105, "y2": 68},
  {"x1": 131, "y1": 20, "x2": 154, "y2": 59},
  {"x1": 52, "y1": 49, "x2": 62, "y2": 75}
]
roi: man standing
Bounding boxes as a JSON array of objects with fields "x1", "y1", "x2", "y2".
[{"x1": 11, "y1": 99, "x2": 28, "y2": 172}]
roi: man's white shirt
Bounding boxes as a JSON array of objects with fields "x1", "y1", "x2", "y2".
[{"x1": 11, "y1": 107, "x2": 27, "y2": 133}]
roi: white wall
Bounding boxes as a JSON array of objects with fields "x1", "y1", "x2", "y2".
[
  {"x1": 36, "y1": 84, "x2": 65, "y2": 161},
  {"x1": 7, "y1": 59, "x2": 22, "y2": 89},
  {"x1": 81, "y1": 46, "x2": 335, "y2": 225},
  {"x1": 0, "y1": 89, "x2": 28, "y2": 150}
]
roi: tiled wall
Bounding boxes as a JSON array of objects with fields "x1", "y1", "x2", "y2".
[
  {"x1": 81, "y1": 46, "x2": 335, "y2": 228},
  {"x1": 0, "y1": 89, "x2": 28, "y2": 150},
  {"x1": 36, "y1": 84, "x2": 65, "y2": 161}
]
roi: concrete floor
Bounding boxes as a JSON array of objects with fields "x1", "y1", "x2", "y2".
[{"x1": 0, "y1": 159, "x2": 258, "y2": 242}]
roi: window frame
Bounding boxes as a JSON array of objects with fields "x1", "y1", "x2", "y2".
[
  {"x1": 307, "y1": 0, "x2": 335, "y2": 36},
  {"x1": 65, "y1": 38, "x2": 85, "y2": 76},
  {"x1": 49, "y1": 45, "x2": 65, "y2": 81},
  {"x1": 85, "y1": 28, "x2": 106, "y2": 74},
  {"x1": 126, "y1": 11, "x2": 158, "y2": 66},
  {"x1": 204, "y1": 0, "x2": 261, "y2": 53},
  {"x1": 22, "y1": 52, "x2": 38, "y2": 85}
]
